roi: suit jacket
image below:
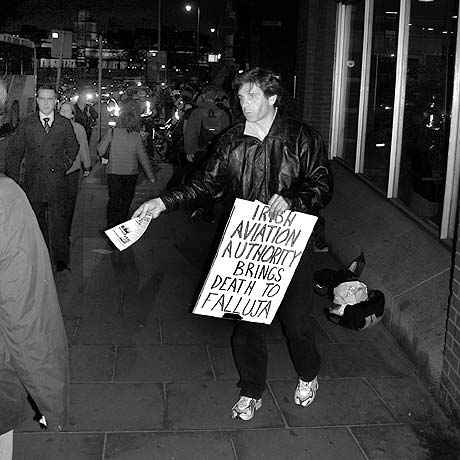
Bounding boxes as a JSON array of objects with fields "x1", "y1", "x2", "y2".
[{"x1": 6, "y1": 112, "x2": 79, "y2": 201}]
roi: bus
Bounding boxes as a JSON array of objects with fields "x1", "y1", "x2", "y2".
[{"x1": 0, "y1": 33, "x2": 37, "y2": 136}]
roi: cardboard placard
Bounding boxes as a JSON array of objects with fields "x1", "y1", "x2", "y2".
[{"x1": 193, "y1": 199, "x2": 317, "y2": 324}]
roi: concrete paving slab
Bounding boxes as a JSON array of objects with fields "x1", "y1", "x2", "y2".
[
  {"x1": 313, "y1": 309, "x2": 397, "y2": 345},
  {"x1": 137, "y1": 238, "x2": 199, "y2": 276},
  {"x1": 341, "y1": 229, "x2": 449, "y2": 297},
  {"x1": 270, "y1": 379, "x2": 395, "y2": 427},
  {"x1": 74, "y1": 314, "x2": 161, "y2": 346},
  {"x1": 149, "y1": 271, "x2": 203, "y2": 319},
  {"x1": 319, "y1": 342, "x2": 415, "y2": 379},
  {"x1": 161, "y1": 316, "x2": 234, "y2": 345},
  {"x1": 209, "y1": 343, "x2": 298, "y2": 381},
  {"x1": 229, "y1": 427, "x2": 366, "y2": 460},
  {"x1": 105, "y1": 431, "x2": 234, "y2": 460},
  {"x1": 351, "y1": 424, "x2": 430, "y2": 460},
  {"x1": 114, "y1": 345, "x2": 213, "y2": 382},
  {"x1": 12, "y1": 433, "x2": 104, "y2": 460},
  {"x1": 325, "y1": 188, "x2": 410, "y2": 244},
  {"x1": 14, "y1": 405, "x2": 44, "y2": 433},
  {"x1": 79, "y1": 279, "x2": 157, "y2": 320},
  {"x1": 367, "y1": 376, "x2": 449, "y2": 424},
  {"x1": 69, "y1": 383, "x2": 164, "y2": 431},
  {"x1": 70, "y1": 345, "x2": 116, "y2": 382},
  {"x1": 391, "y1": 270, "x2": 450, "y2": 385},
  {"x1": 165, "y1": 381, "x2": 284, "y2": 430},
  {"x1": 63, "y1": 315, "x2": 81, "y2": 343}
]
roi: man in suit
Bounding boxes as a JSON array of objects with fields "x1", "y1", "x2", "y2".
[{"x1": 6, "y1": 85, "x2": 79, "y2": 272}]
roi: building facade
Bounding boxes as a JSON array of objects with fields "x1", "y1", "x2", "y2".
[{"x1": 296, "y1": 0, "x2": 460, "y2": 419}]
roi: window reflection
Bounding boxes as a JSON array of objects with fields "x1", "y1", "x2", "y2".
[
  {"x1": 363, "y1": 0, "x2": 400, "y2": 192},
  {"x1": 341, "y1": 0, "x2": 365, "y2": 168},
  {"x1": 398, "y1": 0, "x2": 457, "y2": 227}
]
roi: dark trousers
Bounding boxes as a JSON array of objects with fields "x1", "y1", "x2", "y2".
[
  {"x1": 231, "y1": 249, "x2": 320, "y2": 399},
  {"x1": 107, "y1": 174, "x2": 138, "y2": 228},
  {"x1": 66, "y1": 170, "x2": 80, "y2": 238},
  {"x1": 31, "y1": 198, "x2": 72, "y2": 267}
]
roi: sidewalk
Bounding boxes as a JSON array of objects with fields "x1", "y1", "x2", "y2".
[{"x1": 12, "y1": 161, "x2": 458, "y2": 460}]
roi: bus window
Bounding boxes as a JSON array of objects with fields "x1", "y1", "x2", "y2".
[
  {"x1": 22, "y1": 47, "x2": 34, "y2": 75},
  {"x1": 8, "y1": 44, "x2": 22, "y2": 74},
  {"x1": 0, "y1": 35, "x2": 37, "y2": 134}
]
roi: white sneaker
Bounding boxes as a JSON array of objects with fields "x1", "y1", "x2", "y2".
[
  {"x1": 232, "y1": 396, "x2": 262, "y2": 421},
  {"x1": 294, "y1": 376, "x2": 318, "y2": 407}
]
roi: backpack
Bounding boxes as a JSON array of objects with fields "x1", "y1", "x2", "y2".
[
  {"x1": 199, "y1": 107, "x2": 228, "y2": 148},
  {"x1": 313, "y1": 253, "x2": 385, "y2": 331}
]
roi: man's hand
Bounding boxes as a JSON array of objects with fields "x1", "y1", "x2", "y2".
[
  {"x1": 132, "y1": 198, "x2": 166, "y2": 220},
  {"x1": 268, "y1": 194, "x2": 290, "y2": 220}
]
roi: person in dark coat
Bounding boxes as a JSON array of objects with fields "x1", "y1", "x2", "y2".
[
  {"x1": 6, "y1": 86, "x2": 79, "y2": 271},
  {"x1": 0, "y1": 174, "x2": 69, "y2": 457},
  {"x1": 73, "y1": 88, "x2": 98, "y2": 142},
  {"x1": 132, "y1": 68, "x2": 333, "y2": 421}
]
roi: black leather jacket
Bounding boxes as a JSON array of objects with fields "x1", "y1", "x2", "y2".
[{"x1": 161, "y1": 114, "x2": 333, "y2": 214}]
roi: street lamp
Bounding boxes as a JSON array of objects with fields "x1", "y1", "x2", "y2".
[{"x1": 185, "y1": 2, "x2": 200, "y2": 69}]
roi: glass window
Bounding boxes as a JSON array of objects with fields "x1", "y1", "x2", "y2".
[
  {"x1": 340, "y1": 0, "x2": 365, "y2": 168},
  {"x1": 8, "y1": 44, "x2": 22, "y2": 74},
  {"x1": 362, "y1": 0, "x2": 400, "y2": 192},
  {"x1": 397, "y1": 0, "x2": 458, "y2": 227},
  {"x1": 22, "y1": 47, "x2": 35, "y2": 75}
]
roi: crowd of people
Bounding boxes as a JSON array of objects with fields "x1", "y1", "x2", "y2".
[{"x1": 0, "y1": 67, "x2": 332, "y2": 457}]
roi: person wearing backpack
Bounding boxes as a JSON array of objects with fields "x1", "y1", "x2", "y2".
[
  {"x1": 184, "y1": 85, "x2": 231, "y2": 163},
  {"x1": 183, "y1": 86, "x2": 231, "y2": 222}
]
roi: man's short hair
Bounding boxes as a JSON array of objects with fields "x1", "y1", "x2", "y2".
[
  {"x1": 36, "y1": 84, "x2": 56, "y2": 97},
  {"x1": 233, "y1": 67, "x2": 282, "y2": 104}
]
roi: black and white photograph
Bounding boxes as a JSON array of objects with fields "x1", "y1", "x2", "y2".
[{"x1": 0, "y1": 0, "x2": 459, "y2": 459}]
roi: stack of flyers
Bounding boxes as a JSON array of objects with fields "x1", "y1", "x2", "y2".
[{"x1": 105, "y1": 213, "x2": 153, "y2": 251}]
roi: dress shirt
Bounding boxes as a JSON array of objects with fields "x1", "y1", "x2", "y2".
[{"x1": 39, "y1": 111, "x2": 55, "y2": 128}]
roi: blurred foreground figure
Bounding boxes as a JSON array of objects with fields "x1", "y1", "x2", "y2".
[{"x1": 0, "y1": 175, "x2": 68, "y2": 458}]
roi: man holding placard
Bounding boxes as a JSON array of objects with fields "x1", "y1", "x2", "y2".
[{"x1": 133, "y1": 68, "x2": 333, "y2": 421}]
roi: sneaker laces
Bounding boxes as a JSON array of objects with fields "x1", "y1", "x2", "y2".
[
  {"x1": 236, "y1": 396, "x2": 253, "y2": 411},
  {"x1": 298, "y1": 378, "x2": 317, "y2": 398}
]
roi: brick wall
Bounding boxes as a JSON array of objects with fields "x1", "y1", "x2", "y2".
[
  {"x1": 441, "y1": 212, "x2": 460, "y2": 419},
  {"x1": 295, "y1": 0, "x2": 337, "y2": 149}
]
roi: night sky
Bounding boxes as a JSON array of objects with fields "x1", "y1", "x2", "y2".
[{"x1": 4, "y1": 0, "x2": 226, "y2": 33}]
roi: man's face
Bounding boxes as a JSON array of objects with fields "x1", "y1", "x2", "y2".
[
  {"x1": 238, "y1": 82, "x2": 277, "y2": 123},
  {"x1": 37, "y1": 89, "x2": 56, "y2": 116}
]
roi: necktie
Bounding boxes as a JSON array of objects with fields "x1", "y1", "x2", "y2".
[{"x1": 43, "y1": 117, "x2": 50, "y2": 134}]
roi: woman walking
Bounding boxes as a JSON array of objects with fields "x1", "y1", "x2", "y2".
[
  {"x1": 59, "y1": 102, "x2": 91, "y2": 239},
  {"x1": 98, "y1": 107, "x2": 156, "y2": 229}
]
